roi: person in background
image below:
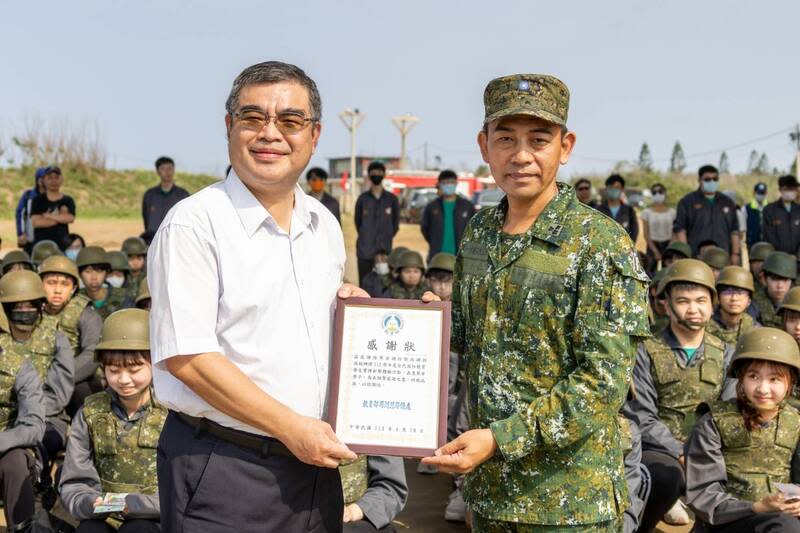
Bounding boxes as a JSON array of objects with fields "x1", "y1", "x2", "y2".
[
  {"x1": 340, "y1": 452, "x2": 407, "y2": 532},
  {"x1": 779, "y1": 287, "x2": 800, "y2": 345},
  {"x1": 355, "y1": 161, "x2": 400, "y2": 283},
  {"x1": 31, "y1": 240, "x2": 63, "y2": 269},
  {"x1": 135, "y1": 279, "x2": 151, "y2": 311},
  {"x1": 641, "y1": 183, "x2": 676, "y2": 273},
  {"x1": 762, "y1": 175, "x2": 800, "y2": 256},
  {"x1": 121, "y1": 237, "x2": 148, "y2": 304},
  {"x1": 360, "y1": 249, "x2": 390, "y2": 298},
  {"x1": 77, "y1": 247, "x2": 129, "y2": 319},
  {"x1": 706, "y1": 266, "x2": 758, "y2": 345},
  {"x1": 31, "y1": 166, "x2": 76, "y2": 250},
  {"x1": 598, "y1": 174, "x2": 639, "y2": 242},
  {"x1": 699, "y1": 246, "x2": 730, "y2": 281},
  {"x1": 749, "y1": 241, "x2": 775, "y2": 288},
  {"x1": 2, "y1": 250, "x2": 34, "y2": 276},
  {"x1": 306, "y1": 167, "x2": 341, "y2": 224},
  {"x1": 15, "y1": 167, "x2": 47, "y2": 254},
  {"x1": 141, "y1": 156, "x2": 189, "y2": 245},
  {"x1": 420, "y1": 170, "x2": 475, "y2": 261},
  {"x1": 753, "y1": 251, "x2": 797, "y2": 328},
  {"x1": 573, "y1": 178, "x2": 598, "y2": 208},
  {"x1": 386, "y1": 250, "x2": 428, "y2": 300},
  {"x1": 662, "y1": 241, "x2": 692, "y2": 269},
  {"x1": 66, "y1": 234, "x2": 86, "y2": 262},
  {"x1": 743, "y1": 182, "x2": 768, "y2": 244}
]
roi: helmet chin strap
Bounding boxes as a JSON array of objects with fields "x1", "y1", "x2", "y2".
[{"x1": 667, "y1": 299, "x2": 707, "y2": 332}]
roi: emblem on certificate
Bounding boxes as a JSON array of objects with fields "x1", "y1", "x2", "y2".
[{"x1": 329, "y1": 297, "x2": 451, "y2": 457}]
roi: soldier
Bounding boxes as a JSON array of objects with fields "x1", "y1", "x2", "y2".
[
  {"x1": 685, "y1": 328, "x2": 800, "y2": 532},
  {"x1": 706, "y1": 266, "x2": 758, "y2": 344},
  {"x1": 421, "y1": 74, "x2": 650, "y2": 532},
  {"x1": 753, "y1": 251, "x2": 796, "y2": 328},
  {"x1": 135, "y1": 278, "x2": 151, "y2": 311},
  {"x1": 121, "y1": 237, "x2": 148, "y2": 301},
  {"x1": 749, "y1": 241, "x2": 775, "y2": 285},
  {"x1": 662, "y1": 240, "x2": 692, "y2": 269},
  {"x1": 386, "y1": 250, "x2": 429, "y2": 300},
  {"x1": 59, "y1": 309, "x2": 165, "y2": 533},
  {"x1": 698, "y1": 245, "x2": 730, "y2": 280},
  {"x1": 626, "y1": 259, "x2": 736, "y2": 528},
  {"x1": 31, "y1": 239, "x2": 63, "y2": 269},
  {"x1": 779, "y1": 287, "x2": 800, "y2": 344},
  {"x1": 360, "y1": 249, "x2": 390, "y2": 298},
  {"x1": 2, "y1": 249, "x2": 34, "y2": 275},
  {"x1": 339, "y1": 454, "x2": 407, "y2": 532},
  {"x1": 77, "y1": 246, "x2": 128, "y2": 319},
  {"x1": 39, "y1": 255, "x2": 104, "y2": 416},
  {"x1": 0, "y1": 270, "x2": 74, "y2": 493}
]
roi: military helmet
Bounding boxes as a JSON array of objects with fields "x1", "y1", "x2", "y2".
[
  {"x1": 31, "y1": 240, "x2": 63, "y2": 265},
  {"x1": 121, "y1": 236, "x2": 148, "y2": 256},
  {"x1": 2, "y1": 250, "x2": 33, "y2": 270},
  {"x1": 96, "y1": 308, "x2": 150, "y2": 353},
  {"x1": 716, "y1": 266, "x2": 755, "y2": 293},
  {"x1": 387, "y1": 247, "x2": 410, "y2": 271},
  {"x1": 729, "y1": 327, "x2": 800, "y2": 378},
  {"x1": 398, "y1": 250, "x2": 425, "y2": 271},
  {"x1": 656, "y1": 259, "x2": 717, "y2": 298},
  {"x1": 38, "y1": 255, "x2": 79, "y2": 284},
  {"x1": 663, "y1": 241, "x2": 692, "y2": 259},
  {"x1": 0, "y1": 270, "x2": 47, "y2": 303},
  {"x1": 698, "y1": 246, "x2": 729, "y2": 270},
  {"x1": 135, "y1": 278, "x2": 151, "y2": 307},
  {"x1": 76, "y1": 246, "x2": 110, "y2": 269},
  {"x1": 762, "y1": 251, "x2": 798, "y2": 280},
  {"x1": 650, "y1": 267, "x2": 668, "y2": 289},
  {"x1": 427, "y1": 253, "x2": 455, "y2": 274},
  {"x1": 778, "y1": 286, "x2": 800, "y2": 315},
  {"x1": 750, "y1": 241, "x2": 776, "y2": 262},
  {"x1": 108, "y1": 251, "x2": 130, "y2": 272}
]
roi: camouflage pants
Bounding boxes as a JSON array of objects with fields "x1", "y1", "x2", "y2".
[{"x1": 472, "y1": 514, "x2": 623, "y2": 533}]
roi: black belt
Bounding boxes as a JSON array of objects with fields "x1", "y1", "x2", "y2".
[{"x1": 175, "y1": 411, "x2": 295, "y2": 459}]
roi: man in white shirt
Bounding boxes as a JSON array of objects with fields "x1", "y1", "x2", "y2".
[{"x1": 150, "y1": 61, "x2": 367, "y2": 533}]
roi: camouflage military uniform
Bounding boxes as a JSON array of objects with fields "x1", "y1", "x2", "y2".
[
  {"x1": 753, "y1": 287, "x2": 782, "y2": 328},
  {"x1": 80, "y1": 286, "x2": 128, "y2": 320},
  {"x1": 386, "y1": 279, "x2": 429, "y2": 300},
  {"x1": 452, "y1": 183, "x2": 650, "y2": 527},
  {"x1": 706, "y1": 310, "x2": 757, "y2": 345},
  {"x1": 339, "y1": 455, "x2": 368, "y2": 505},
  {"x1": 125, "y1": 270, "x2": 146, "y2": 307}
]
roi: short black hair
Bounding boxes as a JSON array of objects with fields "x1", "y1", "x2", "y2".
[
  {"x1": 667, "y1": 281, "x2": 713, "y2": 299},
  {"x1": 68, "y1": 233, "x2": 86, "y2": 248},
  {"x1": 427, "y1": 269, "x2": 454, "y2": 282},
  {"x1": 100, "y1": 350, "x2": 151, "y2": 368},
  {"x1": 155, "y1": 156, "x2": 174, "y2": 170},
  {"x1": 367, "y1": 161, "x2": 386, "y2": 174},
  {"x1": 225, "y1": 61, "x2": 321, "y2": 121},
  {"x1": 574, "y1": 178, "x2": 591, "y2": 188},
  {"x1": 698, "y1": 165, "x2": 718, "y2": 178},
  {"x1": 605, "y1": 174, "x2": 625, "y2": 188},
  {"x1": 306, "y1": 167, "x2": 328, "y2": 181},
  {"x1": 438, "y1": 169, "x2": 457, "y2": 182},
  {"x1": 651, "y1": 183, "x2": 666, "y2": 192},
  {"x1": 698, "y1": 239, "x2": 719, "y2": 250},
  {"x1": 374, "y1": 249, "x2": 389, "y2": 258},
  {"x1": 778, "y1": 175, "x2": 799, "y2": 189}
]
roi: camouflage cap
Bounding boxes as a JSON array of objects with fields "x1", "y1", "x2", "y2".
[{"x1": 483, "y1": 74, "x2": 569, "y2": 127}]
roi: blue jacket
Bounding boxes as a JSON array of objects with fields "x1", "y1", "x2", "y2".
[
  {"x1": 15, "y1": 188, "x2": 40, "y2": 236},
  {"x1": 744, "y1": 199, "x2": 766, "y2": 244}
]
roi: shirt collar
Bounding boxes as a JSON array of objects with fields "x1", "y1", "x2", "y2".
[
  {"x1": 491, "y1": 181, "x2": 572, "y2": 247},
  {"x1": 225, "y1": 170, "x2": 320, "y2": 237}
]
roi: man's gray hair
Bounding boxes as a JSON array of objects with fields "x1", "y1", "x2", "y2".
[{"x1": 225, "y1": 61, "x2": 322, "y2": 121}]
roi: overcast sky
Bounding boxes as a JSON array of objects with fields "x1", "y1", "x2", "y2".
[{"x1": 2, "y1": 1, "x2": 798, "y2": 178}]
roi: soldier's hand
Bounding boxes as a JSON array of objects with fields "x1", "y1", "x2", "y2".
[
  {"x1": 338, "y1": 283, "x2": 370, "y2": 299},
  {"x1": 421, "y1": 291, "x2": 441, "y2": 302},
  {"x1": 420, "y1": 429, "x2": 498, "y2": 474},
  {"x1": 343, "y1": 503, "x2": 364, "y2": 522},
  {"x1": 280, "y1": 414, "x2": 357, "y2": 468},
  {"x1": 753, "y1": 492, "x2": 800, "y2": 516}
]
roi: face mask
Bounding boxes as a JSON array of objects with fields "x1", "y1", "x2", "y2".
[
  {"x1": 369, "y1": 175, "x2": 383, "y2": 185},
  {"x1": 782, "y1": 191, "x2": 797, "y2": 202},
  {"x1": 652, "y1": 193, "x2": 666, "y2": 204},
  {"x1": 374, "y1": 262, "x2": 390, "y2": 276},
  {"x1": 106, "y1": 276, "x2": 125, "y2": 289},
  {"x1": 755, "y1": 193, "x2": 767, "y2": 203},
  {"x1": 440, "y1": 183, "x2": 457, "y2": 196},
  {"x1": 309, "y1": 181, "x2": 326, "y2": 193},
  {"x1": 65, "y1": 249, "x2": 80, "y2": 261},
  {"x1": 607, "y1": 189, "x2": 622, "y2": 201},
  {"x1": 701, "y1": 180, "x2": 719, "y2": 194},
  {"x1": 10, "y1": 309, "x2": 39, "y2": 326}
]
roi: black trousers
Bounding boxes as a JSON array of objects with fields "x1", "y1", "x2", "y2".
[
  {"x1": 357, "y1": 259, "x2": 374, "y2": 284},
  {"x1": 639, "y1": 450, "x2": 685, "y2": 532},
  {"x1": 710, "y1": 513, "x2": 800, "y2": 532},
  {"x1": 0, "y1": 448, "x2": 35, "y2": 528},
  {"x1": 343, "y1": 521, "x2": 395, "y2": 532},
  {"x1": 77, "y1": 518, "x2": 161, "y2": 532},
  {"x1": 158, "y1": 411, "x2": 344, "y2": 533}
]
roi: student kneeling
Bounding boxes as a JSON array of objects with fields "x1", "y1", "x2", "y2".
[{"x1": 59, "y1": 309, "x2": 166, "y2": 533}]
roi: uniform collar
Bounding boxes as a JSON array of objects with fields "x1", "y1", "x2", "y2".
[{"x1": 225, "y1": 170, "x2": 319, "y2": 237}]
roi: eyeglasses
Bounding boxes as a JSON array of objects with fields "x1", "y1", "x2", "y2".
[{"x1": 233, "y1": 110, "x2": 315, "y2": 135}]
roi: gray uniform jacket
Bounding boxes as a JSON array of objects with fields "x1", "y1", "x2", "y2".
[
  {"x1": 74, "y1": 306, "x2": 103, "y2": 383},
  {"x1": 0, "y1": 360, "x2": 45, "y2": 454},
  {"x1": 685, "y1": 409, "x2": 800, "y2": 525},
  {"x1": 46, "y1": 332, "x2": 75, "y2": 438},
  {"x1": 626, "y1": 327, "x2": 736, "y2": 458},
  {"x1": 622, "y1": 414, "x2": 649, "y2": 533},
  {"x1": 59, "y1": 391, "x2": 160, "y2": 521},
  {"x1": 357, "y1": 456, "x2": 408, "y2": 530}
]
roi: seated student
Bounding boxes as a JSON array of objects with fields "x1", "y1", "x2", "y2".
[
  {"x1": 649, "y1": 268, "x2": 670, "y2": 335},
  {"x1": 749, "y1": 241, "x2": 775, "y2": 289},
  {"x1": 626, "y1": 259, "x2": 736, "y2": 528},
  {"x1": 0, "y1": 276, "x2": 45, "y2": 530},
  {"x1": 619, "y1": 408, "x2": 648, "y2": 533},
  {"x1": 121, "y1": 237, "x2": 147, "y2": 304},
  {"x1": 707, "y1": 266, "x2": 758, "y2": 345},
  {"x1": 662, "y1": 241, "x2": 692, "y2": 269},
  {"x1": 39, "y1": 255, "x2": 104, "y2": 417},
  {"x1": 386, "y1": 251, "x2": 429, "y2": 300},
  {"x1": 686, "y1": 328, "x2": 800, "y2": 532},
  {"x1": 2, "y1": 249, "x2": 34, "y2": 275},
  {"x1": 134, "y1": 278, "x2": 150, "y2": 311},
  {"x1": 699, "y1": 246, "x2": 730, "y2": 281},
  {"x1": 59, "y1": 308, "x2": 165, "y2": 533},
  {"x1": 339, "y1": 455, "x2": 407, "y2": 533},
  {"x1": 781, "y1": 287, "x2": 800, "y2": 345},
  {"x1": 360, "y1": 249, "x2": 390, "y2": 298},
  {"x1": 0, "y1": 270, "x2": 74, "y2": 494},
  {"x1": 753, "y1": 251, "x2": 797, "y2": 328},
  {"x1": 697, "y1": 239, "x2": 722, "y2": 259},
  {"x1": 385, "y1": 247, "x2": 408, "y2": 285},
  {"x1": 77, "y1": 247, "x2": 129, "y2": 319},
  {"x1": 31, "y1": 239, "x2": 63, "y2": 269}
]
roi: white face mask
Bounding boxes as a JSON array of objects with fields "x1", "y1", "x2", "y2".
[
  {"x1": 755, "y1": 193, "x2": 767, "y2": 203},
  {"x1": 374, "y1": 262, "x2": 390, "y2": 276},
  {"x1": 106, "y1": 276, "x2": 125, "y2": 289},
  {"x1": 652, "y1": 193, "x2": 665, "y2": 204},
  {"x1": 781, "y1": 190, "x2": 797, "y2": 203}
]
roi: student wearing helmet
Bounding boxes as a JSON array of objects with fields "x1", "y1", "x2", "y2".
[
  {"x1": 686, "y1": 328, "x2": 800, "y2": 532},
  {"x1": 753, "y1": 251, "x2": 797, "y2": 328},
  {"x1": 386, "y1": 251, "x2": 429, "y2": 300},
  {"x1": 77, "y1": 247, "x2": 129, "y2": 320},
  {"x1": 30, "y1": 239, "x2": 63, "y2": 269},
  {"x1": 749, "y1": 241, "x2": 775, "y2": 288},
  {"x1": 59, "y1": 309, "x2": 165, "y2": 532},
  {"x1": 121, "y1": 237, "x2": 148, "y2": 304},
  {"x1": 1, "y1": 250, "x2": 34, "y2": 276},
  {"x1": 707, "y1": 266, "x2": 759, "y2": 345}
]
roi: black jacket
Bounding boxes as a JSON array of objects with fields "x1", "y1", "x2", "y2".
[
  {"x1": 420, "y1": 196, "x2": 475, "y2": 260},
  {"x1": 597, "y1": 202, "x2": 639, "y2": 242},
  {"x1": 674, "y1": 190, "x2": 739, "y2": 255},
  {"x1": 762, "y1": 200, "x2": 800, "y2": 255},
  {"x1": 355, "y1": 189, "x2": 400, "y2": 260},
  {"x1": 309, "y1": 191, "x2": 340, "y2": 224}
]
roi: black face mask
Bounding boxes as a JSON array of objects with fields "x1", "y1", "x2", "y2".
[
  {"x1": 369, "y1": 175, "x2": 384, "y2": 185},
  {"x1": 9, "y1": 310, "x2": 39, "y2": 326}
]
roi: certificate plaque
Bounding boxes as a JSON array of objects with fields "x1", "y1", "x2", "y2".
[{"x1": 329, "y1": 297, "x2": 451, "y2": 457}]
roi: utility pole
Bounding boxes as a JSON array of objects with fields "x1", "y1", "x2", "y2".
[
  {"x1": 791, "y1": 124, "x2": 800, "y2": 176},
  {"x1": 392, "y1": 113, "x2": 419, "y2": 169},
  {"x1": 423, "y1": 142, "x2": 428, "y2": 170},
  {"x1": 339, "y1": 108, "x2": 365, "y2": 214}
]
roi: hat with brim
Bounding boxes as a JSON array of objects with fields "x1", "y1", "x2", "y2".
[{"x1": 483, "y1": 74, "x2": 569, "y2": 127}]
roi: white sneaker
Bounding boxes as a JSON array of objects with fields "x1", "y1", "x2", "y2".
[
  {"x1": 416, "y1": 461, "x2": 438, "y2": 475},
  {"x1": 444, "y1": 488, "x2": 466, "y2": 522},
  {"x1": 663, "y1": 499, "x2": 690, "y2": 526}
]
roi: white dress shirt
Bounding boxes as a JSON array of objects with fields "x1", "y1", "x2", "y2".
[{"x1": 148, "y1": 170, "x2": 345, "y2": 436}]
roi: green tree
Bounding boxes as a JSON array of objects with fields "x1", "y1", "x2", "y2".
[
  {"x1": 474, "y1": 164, "x2": 489, "y2": 177},
  {"x1": 718, "y1": 151, "x2": 730, "y2": 175},
  {"x1": 638, "y1": 142, "x2": 653, "y2": 171},
  {"x1": 756, "y1": 153, "x2": 770, "y2": 175},
  {"x1": 669, "y1": 141, "x2": 687, "y2": 173},
  {"x1": 747, "y1": 150, "x2": 760, "y2": 173}
]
